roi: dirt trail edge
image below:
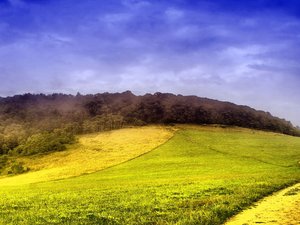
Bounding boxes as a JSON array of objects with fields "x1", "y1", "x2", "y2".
[{"x1": 224, "y1": 183, "x2": 300, "y2": 225}]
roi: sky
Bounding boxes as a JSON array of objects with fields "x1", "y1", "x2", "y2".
[{"x1": 0, "y1": 0, "x2": 299, "y2": 126}]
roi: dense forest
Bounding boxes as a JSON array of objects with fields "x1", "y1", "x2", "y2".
[{"x1": 0, "y1": 91, "x2": 299, "y2": 159}]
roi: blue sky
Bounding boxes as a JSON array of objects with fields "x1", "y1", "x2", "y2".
[{"x1": 0, "y1": 0, "x2": 300, "y2": 126}]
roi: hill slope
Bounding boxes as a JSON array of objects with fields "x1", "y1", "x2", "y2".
[
  {"x1": 0, "y1": 125, "x2": 299, "y2": 224},
  {"x1": 0, "y1": 126, "x2": 174, "y2": 185},
  {"x1": 1, "y1": 92, "x2": 299, "y2": 158}
]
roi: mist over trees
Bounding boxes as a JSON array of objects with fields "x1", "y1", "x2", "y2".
[{"x1": 0, "y1": 91, "x2": 299, "y2": 159}]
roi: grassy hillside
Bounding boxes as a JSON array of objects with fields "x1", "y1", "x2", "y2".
[
  {"x1": 0, "y1": 126, "x2": 174, "y2": 185},
  {"x1": 0, "y1": 125, "x2": 299, "y2": 224}
]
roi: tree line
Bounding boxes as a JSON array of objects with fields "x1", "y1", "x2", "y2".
[{"x1": 0, "y1": 91, "x2": 299, "y2": 159}]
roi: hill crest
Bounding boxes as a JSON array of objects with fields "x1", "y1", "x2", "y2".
[{"x1": 0, "y1": 91, "x2": 298, "y2": 137}]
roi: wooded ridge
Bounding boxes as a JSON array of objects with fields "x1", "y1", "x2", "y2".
[{"x1": 0, "y1": 91, "x2": 299, "y2": 158}]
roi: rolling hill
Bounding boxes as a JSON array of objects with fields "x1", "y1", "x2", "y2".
[
  {"x1": 0, "y1": 125, "x2": 299, "y2": 224},
  {"x1": 0, "y1": 92, "x2": 299, "y2": 224},
  {"x1": 1, "y1": 91, "x2": 299, "y2": 160}
]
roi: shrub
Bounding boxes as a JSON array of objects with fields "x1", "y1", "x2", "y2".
[
  {"x1": 7, "y1": 162, "x2": 29, "y2": 175},
  {"x1": 0, "y1": 155, "x2": 8, "y2": 171},
  {"x1": 14, "y1": 129, "x2": 75, "y2": 155}
]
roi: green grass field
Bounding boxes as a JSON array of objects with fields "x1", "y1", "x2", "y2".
[{"x1": 0, "y1": 125, "x2": 299, "y2": 225}]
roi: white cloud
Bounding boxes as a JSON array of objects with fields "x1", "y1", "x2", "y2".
[
  {"x1": 101, "y1": 13, "x2": 132, "y2": 24},
  {"x1": 165, "y1": 8, "x2": 184, "y2": 21},
  {"x1": 173, "y1": 25, "x2": 200, "y2": 39}
]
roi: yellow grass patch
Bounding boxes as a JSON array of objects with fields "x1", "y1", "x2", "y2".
[
  {"x1": 0, "y1": 126, "x2": 175, "y2": 186},
  {"x1": 225, "y1": 183, "x2": 300, "y2": 225}
]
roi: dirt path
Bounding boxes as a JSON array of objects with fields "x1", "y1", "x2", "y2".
[{"x1": 225, "y1": 183, "x2": 300, "y2": 225}]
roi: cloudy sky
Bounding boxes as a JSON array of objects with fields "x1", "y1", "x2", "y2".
[{"x1": 0, "y1": 0, "x2": 299, "y2": 125}]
